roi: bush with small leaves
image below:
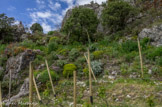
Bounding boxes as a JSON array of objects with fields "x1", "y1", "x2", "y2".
[
  {"x1": 83, "y1": 68, "x2": 89, "y2": 76},
  {"x1": 63, "y1": 64, "x2": 77, "y2": 78},
  {"x1": 30, "y1": 23, "x2": 43, "y2": 33},
  {"x1": 121, "y1": 40, "x2": 138, "y2": 53},
  {"x1": 48, "y1": 42, "x2": 58, "y2": 54},
  {"x1": 38, "y1": 70, "x2": 59, "y2": 83},
  {"x1": 91, "y1": 61, "x2": 103, "y2": 76},
  {"x1": 93, "y1": 51, "x2": 104, "y2": 59},
  {"x1": 69, "y1": 48, "x2": 80, "y2": 61}
]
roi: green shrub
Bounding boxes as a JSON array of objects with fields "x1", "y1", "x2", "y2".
[
  {"x1": 38, "y1": 70, "x2": 59, "y2": 83},
  {"x1": 0, "y1": 70, "x2": 4, "y2": 81},
  {"x1": 83, "y1": 68, "x2": 89, "y2": 76},
  {"x1": 30, "y1": 23, "x2": 43, "y2": 33},
  {"x1": 56, "y1": 60, "x2": 68, "y2": 68},
  {"x1": 49, "y1": 36, "x2": 59, "y2": 43},
  {"x1": 156, "y1": 57, "x2": 162, "y2": 66},
  {"x1": 62, "y1": 7, "x2": 99, "y2": 43},
  {"x1": 48, "y1": 42, "x2": 58, "y2": 54},
  {"x1": 102, "y1": 0, "x2": 138, "y2": 32},
  {"x1": 93, "y1": 51, "x2": 104, "y2": 59},
  {"x1": 47, "y1": 31, "x2": 55, "y2": 35},
  {"x1": 146, "y1": 46, "x2": 162, "y2": 61},
  {"x1": 91, "y1": 61, "x2": 103, "y2": 76},
  {"x1": 121, "y1": 40, "x2": 138, "y2": 53},
  {"x1": 63, "y1": 64, "x2": 77, "y2": 78},
  {"x1": 69, "y1": 48, "x2": 80, "y2": 61},
  {"x1": 124, "y1": 51, "x2": 137, "y2": 62}
]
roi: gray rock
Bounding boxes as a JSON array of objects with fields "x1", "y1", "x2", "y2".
[
  {"x1": 50, "y1": 64, "x2": 61, "y2": 73},
  {"x1": 148, "y1": 69, "x2": 152, "y2": 75},
  {"x1": 139, "y1": 24, "x2": 162, "y2": 46},
  {"x1": 4, "y1": 49, "x2": 36, "y2": 80},
  {"x1": 20, "y1": 34, "x2": 28, "y2": 41}
]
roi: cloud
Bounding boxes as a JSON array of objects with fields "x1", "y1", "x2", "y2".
[
  {"x1": 7, "y1": 6, "x2": 16, "y2": 11},
  {"x1": 42, "y1": 23, "x2": 52, "y2": 32},
  {"x1": 76, "y1": 0, "x2": 107, "y2": 5},
  {"x1": 49, "y1": 1, "x2": 61, "y2": 11}
]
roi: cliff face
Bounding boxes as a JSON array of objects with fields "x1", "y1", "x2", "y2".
[{"x1": 61, "y1": 3, "x2": 104, "y2": 32}]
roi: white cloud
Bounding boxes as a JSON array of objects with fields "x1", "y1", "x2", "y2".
[
  {"x1": 7, "y1": 6, "x2": 16, "y2": 11},
  {"x1": 36, "y1": 0, "x2": 45, "y2": 4},
  {"x1": 37, "y1": 11, "x2": 52, "y2": 18},
  {"x1": 49, "y1": 1, "x2": 61, "y2": 11},
  {"x1": 42, "y1": 23, "x2": 52, "y2": 32},
  {"x1": 76, "y1": 0, "x2": 107, "y2": 5}
]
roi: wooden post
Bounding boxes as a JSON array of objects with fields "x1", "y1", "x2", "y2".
[
  {"x1": 45, "y1": 60, "x2": 56, "y2": 97},
  {"x1": 88, "y1": 49, "x2": 93, "y2": 104},
  {"x1": 33, "y1": 75, "x2": 41, "y2": 101},
  {"x1": 137, "y1": 38, "x2": 144, "y2": 78},
  {"x1": 8, "y1": 70, "x2": 12, "y2": 107},
  {"x1": 29, "y1": 62, "x2": 33, "y2": 107},
  {"x1": 84, "y1": 54, "x2": 97, "y2": 82},
  {"x1": 73, "y1": 71, "x2": 76, "y2": 107},
  {"x1": 0, "y1": 82, "x2": 2, "y2": 107}
]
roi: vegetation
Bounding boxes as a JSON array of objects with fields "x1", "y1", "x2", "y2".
[
  {"x1": 63, "y1": 64, "x2": 77, "y2": 78},
  {"x1": 30, "y1": 23, "x2": 43, "y2": 33},
  {"x1": 62, "y1": 7, "x2": 99, "y2": 43}
]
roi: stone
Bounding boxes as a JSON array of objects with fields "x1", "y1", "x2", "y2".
[
  {"x1": 4, "y1": 49, "x2": 36, "y2": 80},
  {"x1": 139, "y1": 24, "x2": 162, "y2": 46},
  {"x1": 50, "y1": 64, "x2": 61, "y2": 73},
  {"x1": 148, "y1": 69, "x2": 152, "y2": 75},
  {"x1": 20, "y1": 34, "x2": 28, "y2": 41}
]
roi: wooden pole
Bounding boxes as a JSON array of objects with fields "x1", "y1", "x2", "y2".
[
  {"x1": 29, "y1": 62, "x2": 33, "y2": 107},
  {"x1": 33, "y1": 75, "x2": 41, "y2": 101},
  {"x1": 0, "y1": 82, "x2": 2, "y2": 107},
  {"x1": 73, "y1": 71, "x2": 76, "y2": 107},
  {"x1": 45, "y1": 60, "x2": 56, "y2": 97},
  {"x1": 88, "y1": 49, "x2": 93, "y2": 104},
  {"x1": 84, "y1": 54, "x2": 97, "y2": 82},
  {"x1": 137, "y1": 38, "x2": 144, "y2": 78},
  {"x1": 8, "y1": 70, "x2": 12, "y2": 107}
]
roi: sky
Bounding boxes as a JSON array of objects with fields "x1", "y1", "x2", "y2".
[{"x1": 0, "y1": 0, "x2": 107, "y2": 33}]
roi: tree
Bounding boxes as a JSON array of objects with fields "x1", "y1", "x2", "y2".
[
  {"x1": 0, "y1": 13, "x2": 15, "y2": 43},
  {"x1": 30, "y1": 23, "x2": 43, "y2": 33},
  {"x1": 102, "y1": 1, "x2": 138, "y2": 32},
  {"x1": 62, "y1": 7, "x2": 99, "y2": 43}
]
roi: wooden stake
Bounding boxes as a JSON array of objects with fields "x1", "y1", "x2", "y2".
[
  {"x1": 137, "y1": 38, "x2": 144, "y2": 78},
  {"x1": 29, "y1": 62, "x2": 33, "y2": 107},
  {"x1": 84, "y1": 54, "x2": 97, "y2": 82},
  {"x1": 87, "y1": 49, "x2": 93, "y2": 104},
  {"x1": 0, "y1": 82, "x2": 2, "y2": 107},
  {"x1": 45, "y1": 60, "x2": 56, "y2": 97},
  {"x1": 8, "y1": 70, "x2": 12, "y2": 107},
  {"x1": 73, "y1": 71, "x2": 76, "y2": 107},
  {"x1": 33, "y1": 75, "x2": 41, "y2": 101}
]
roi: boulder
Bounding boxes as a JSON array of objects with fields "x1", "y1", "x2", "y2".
[
  {"x1": 3, "y1": 49, "x2": 36, "y2": 80},
  {"x1": 139, "y1": 24, "x2": 162, "y2": 46}
]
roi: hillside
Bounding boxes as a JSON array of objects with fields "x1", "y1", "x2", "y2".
[{"x1": 0, "y1": 0, "x2": 162, "y2": 107}]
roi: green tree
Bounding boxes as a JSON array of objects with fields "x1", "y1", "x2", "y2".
[
  {"x1": 102, "y1": 0, "x2": 138, "y2": 32},
  {"x1": 30, "y1": 23, "x2": 43, "y2": 33},
  {"x1": 62, "y1": 7, "x2": 99, "y2": 43},
  {"x1": 0, "y1": 13, "x2": 15, "y2": 43}
]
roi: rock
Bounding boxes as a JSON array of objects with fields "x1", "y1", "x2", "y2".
[
  {"x1": 4, "y1": 49, "x2": 36, "y2": 80},
  {"x1": 50, "y1": 64, "x2": 61, "y2": 73},
  {"x1": 4, "y1": 78, "x2": 29, "y2": 105},
  {"x1": 0, "y1": 66, "x2": 3, "y2": 71},
  {"x1": 148, "y1": 69, "x2": 152, "y2": 75},
  {"x1": 36, "y1": 64, "x2": 45, "y2": 70},
  {"x1": 13, "y1": 21, "x2": 25, "y2": 41},
  {"x1": 108, "y1": 75, "x2": 115, "y2": 79},
  {"x1": 126, "y1": 95, "x2": 131, "y2": 98},
  {"x1": 139, "y1": 24, "x2": 162, "y2": 46},
  {"x1": 20, "y1": 34, "x2": 28, "y2": 41}
]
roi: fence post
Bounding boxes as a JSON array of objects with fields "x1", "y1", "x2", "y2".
[
  {"x1": 33, "y1": 75, "x2": 42, "y2": 102},
  {"x1": 29, "y1": 62, "x2": 33, "y2": 107},
  {"x1": 73, "y1": 71, "x2": 76, "y2": 107},
  {"x1": 0, "y1": 82, "x2": 2, "y2": 107},
  {"x1": 88, "y1": 49, "x2": 93, "y2": 104},
  {"x1": 137, "y1": 38, "x2": 144, "y2": 78},
  {"x1": 45, "y1": 60, "x2": 56, "y2": 97}
]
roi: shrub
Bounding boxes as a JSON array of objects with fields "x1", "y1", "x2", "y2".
[
  {"x1": 156, "y1": 57, "x2": 162, "y2": 66},
  {"x1": 30, "y1": 23, "x2": 43, "y2": 33},
  {"x1": 93, "y1": 51, "x2": 104, "y2": 59},
  {"x1": 48, "y1": 42, "x2": 58, "y2": 54},
  {"x1": 63, "y1": 64, "x2": 77, "y2": 78},
  {"x1": 83, "y1": 68, "x2": 89, "y2": 76},
  {"x1": 91, "y1": 61, "x2": 103, "y2": 76},
  {"x1": 62, "y1": 7, "x2": 99, "y2": 43},
  {"x1": 102, "y1": 0, "x2": 138, "y2": 32},
  {"x1": 38, "y1": 70, "x2": 59, "y2": 83},
  {"x1": 56, "y1": 60, "x2": 68, "y2": 68},
  {"x1": 69, "y1": 48, "x2": 80, "y2": 61},
  {"x1": 124, "y1": 51, "x2": 137, "y2": 62},
  {"x1": 146, "y1": 46, "x2": 162, "y2": 61},
  {"x1": 47, "y1": 31, "x2": 55, "y2": 35},
  {"x1": 49, "y1": 36, "x2": 59, "y2": 43},
  {"x1": 121, "y1": 40, "x2": 138, "y2": 53}
]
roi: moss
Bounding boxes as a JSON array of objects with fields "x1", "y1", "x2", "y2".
[
  {"x1": 93, "y1": 50, "x2": 104, "y2": 59},
  {"x1": 63, "y1": 64, "x2": 77, "y2": 78}
]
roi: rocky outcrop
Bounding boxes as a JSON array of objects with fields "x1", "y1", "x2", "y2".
[
  {"x1": 4, "y1": 78, "x2": 29, "y2": 105},
  {"x1": 3, "y1": 49, "x2": 36, "y2": 80},
  {"x1": 61, "y1": 3, "x2": 104, "y2": 32},
  {"x1": 139, "y1": 24, "x2": 162, "y2": 46}
]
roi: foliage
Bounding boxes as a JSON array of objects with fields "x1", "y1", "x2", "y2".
[
  {"x1": 48, "y1": 42, "x2": 58, "y2": 54},
  {"x1": 93, "y1": 50, "x2": 104, "y2": 59},
  {"x1": 47, "y1": 31, "x2": 55, "y2": 35},
  {"x1": 38, "y1": 70, "x2": 59, "y2": 83},
  {"x1": 121, "y1": 40, "x2": 138, "y2": 53},
  {"x1": 0, "y1": 13, "x2": 15, "y2": 43},
  {"x1": 63, "y1": 64, "x2": 77, "y2": 78},
  {"x1": 0, "y1": 70, "x2": 4, "y2": 81},
  {"x1": 91, "y1": 61, "x2": 103, "y2": 76},
  {"x1": 62, "y1": 7, "x2": 99, "y2": 43},
  {"x1": 102, "y1": 0, "x2": 138, "y2": 32},
  {"x1": 56, "y1": 60, "x2": 68, "y2": 68},
  {"x1": 98, "y1": 87, "x2": 109, "y2": 106},
  {"x1": 69, "y1": 48, "x2": 80, "y2": 61},
  {"x1": 30, "y1": 23, "x2": 43, "y2": 33},
  {"x1": 146, "y1": 46, "x2": 162, "y2": 61},
  {"x1": 83, "y1": 68, "x2": 89, "y2": 76}
]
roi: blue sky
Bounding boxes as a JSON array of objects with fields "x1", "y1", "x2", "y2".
[{"x1": 0, "y1": 0, "x2": 106, "y2": 33}]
